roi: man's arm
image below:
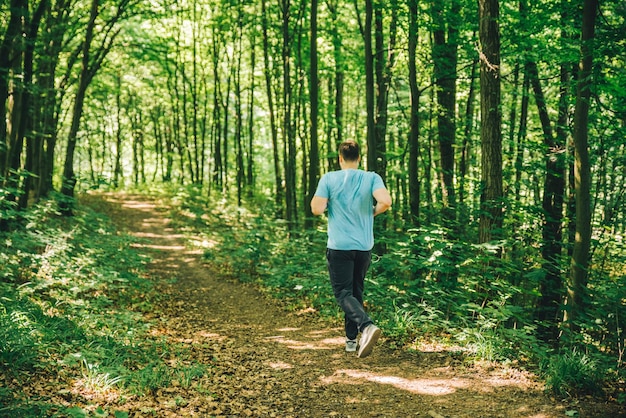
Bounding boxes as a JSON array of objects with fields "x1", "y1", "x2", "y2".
[
  {"x1": 373, "y1": 188, "x2": 392, "y2": 216},
  {"x1": 310, "y1": 195, "x2": 328, "y2": 216}
]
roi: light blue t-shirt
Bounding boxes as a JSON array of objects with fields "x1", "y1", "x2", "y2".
[{"x1": 314, "y1": 169, "x2": 386, "y2": 251}]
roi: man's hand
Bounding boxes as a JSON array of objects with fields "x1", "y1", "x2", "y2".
[
  {"x1": 373, "y1": 188, "x2": 392, "y2": 216},
  {"x1": 310, "y1": 196, "x2": 328, "y2": 216}
]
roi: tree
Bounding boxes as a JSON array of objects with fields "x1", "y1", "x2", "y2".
[
  {"x1": 478, "y1": 0, "x2": 503, "y2": 244},
  {"x1": 407, "y1": 0, "x2": 421, "y2": 225},
  {"x1": 280, "y1": 0, "x2": 298, "y2": 227},
  {"x1": 0, "y1": 0, "x2": 28, "y2": 219},
  {"x1": 565, "y1": 0, "x2": 598, "y2": 333},
  {"x1": 430, "y1": 0, "x2": 460, "y2": 224},
  {"x1": 305, "y1": 0, "x2": 320, "y2": 227},
  {"x1": 261, "y1": 0, "x2": 283, "y2": 216},
  {"x1": 60, "y1": 0, "x2": 132, "y2": 214}
]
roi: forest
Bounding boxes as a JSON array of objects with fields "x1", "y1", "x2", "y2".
[{"x1": 1, "y1": 0, "x2": 626, "y2": 414}]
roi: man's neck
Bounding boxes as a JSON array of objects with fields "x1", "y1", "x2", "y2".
[{"x1": 340, "y1": 160, "x2": 359, "y2": 170}]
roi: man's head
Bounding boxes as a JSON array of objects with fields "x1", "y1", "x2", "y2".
[{"x1": 338, "y1": 141, "x2": 360, "y2": 163}]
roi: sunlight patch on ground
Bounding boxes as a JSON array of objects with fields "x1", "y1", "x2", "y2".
[
  {"x1": 264, "y1": 334, "x2": 345, "y2": 350},
  {"x1": 132, "y1": 243, "x2": 187, "y2": 251},
  {"x1": 120, "y1": 203, "x2": 156, "y2": 211},
  {"x1": 320, "y1": 369, "x2": 471, "y2": 396},
  {"x1": 195, "y1": 330, "x2": 228, "y2": 341},
  {"x1": 412, "y1": 339, "x2": 466, "y2": 354},
  {"x1": 265, "y1": 360, "x2": 293, "y2": 370},
  {"x1": 320, "y1": 368, "x2": 540, "y2": 398},
  {"x1": 263, "y1": 336, "x2": 327, "y2": 350},
  {"x1": 150, "y1": 327, "x2": 230, "y2": 345},
  {"x1": 133, "y1": 231, "x2": 186, "y2": 240}
]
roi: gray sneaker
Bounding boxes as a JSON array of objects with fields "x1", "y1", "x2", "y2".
[
  {"x1": 357, "y1": 324, "x2": 381, "y2": 358},
  {"x1": 345, "y1": 339, "x2": 357, "y2": 352}
]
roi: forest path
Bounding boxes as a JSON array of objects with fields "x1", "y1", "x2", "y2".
[{"x1": 87, "y1": 192, "x2": 608, "y2": 418}]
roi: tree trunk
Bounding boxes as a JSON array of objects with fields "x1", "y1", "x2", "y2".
[
  {"x1": 566, "y1": 0, "x2": 598, "y2": 332},
  {"x1": 210, "y1": 33, "x2": 223, "y2": 190},
  {"x1": 60, "y1": 0, "x2": 100, "y2": 215},
  {"x1": 459, "y1": 58, "x2": 477, "y2": 226},
  {"x1": 478, "y1": 0, "x2": 503, "y2": 244},
  {"x1": 34, "y1": 0, "x2": 72, "y2": 200},
  {"x1": 407, "y1": 0, "x2": 420, "y2": 226},
  {"x1": 281, "y1": 0, "x2": 297, "y2": 226},
  {"x1": 113, "y1": 74, "x2": 123, "y2": 188},
  {"x1": 431, "y1": 0, "x2": 459, "y2": 223},
  {"x1": 246, "y1": 31, "x2": 256, "y2": 196},
  {"x1": 373, "y1": 0, "x2": 396, "y2": 182},
  {"x1": 362, "y1": 0, "x2": 376, "y2": 173},
  {"x1": 60, "y1": 0, "x2": 125, "y2": 213},
  {"x1": 235, "y1": 11, "x2": 244, "y2": 205},
  {"x1": 0, "y1": 0, "x2": 25, "y2": 180},
  {"x1": 261, "y1": 0, "x2": 283, "y2": 217},
  {"x1": 327, "y1": 0, "x2": 343, "y2": 171},
  {"x1": 526, "y1": 59, "x2": 568, "y2": 344},
  {"x1": 306, "y1": 0, "x2": 320, "y2": 227}
]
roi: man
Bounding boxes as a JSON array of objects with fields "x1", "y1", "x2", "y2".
[{"x1": 311, "y1": 141, "x2": 392, "y2": 358}]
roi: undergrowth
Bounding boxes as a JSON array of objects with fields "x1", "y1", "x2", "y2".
[
  {"x1": 2, "y1": 185, "x2": 623, "y2": 413},
  {"x1": 164, "y1": 185, "x2": 624, "y2": 404},
  {"x1": 0, "y1": 195, "x2": 209, "y2": 416}
]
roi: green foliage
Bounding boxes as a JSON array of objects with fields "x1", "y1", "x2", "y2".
[
  {"x1": 0, "y1": 195, "x2": 209, "y2": 414},
  {"x1": 174, "y1": 189, "x2": 538, "y2": 362},
  {"x1": 543, "y1": 349, "x2": 604, "y2": 398},
  {"x1": 158, "y1": 184, "x2": 624, "y2": 402},
  {"x1": 0, "y1": 289, "x2": 39, "y2": 371},
  {"x1": 131, "y1": 362, "x2": 173, "y2": 394}
]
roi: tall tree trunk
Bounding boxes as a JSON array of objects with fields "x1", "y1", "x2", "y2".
[
  {"x1": 565, "y1": 0, "x2": 598, "y2": 332},
  {"x1": 306, "y1": 0, "x2": 320, "y2": 227},
  {"x1": 431, "y1": 0, "x2": 459, "y2": 223},
  {"x1": 210, "y1": 32, "x2": 223, "y2": 191},
  {"x1": 362, "y1": 0, "x2": 376, "y2": 173},
  {"x1": 34, "y1": 0, "x2": 73, "y2": 200},
  {"x1": 60, "y1": 0, "x2": 100, "y2": 215},
  {"x1": 191, "y1": 0, "x2": 200, "y2": 185},
  {"x1": 113, "y1": 73, "x2": 123, "y2": 187},
  {"x1": 59, "y1": 0, "x2": 125, "y2": 213},
  {"x1": 0, "y1": 0, "x2": 28, "y2": 226},
  {"x1": 235, "y1": 6, "x2": 244, "y2": 205},
  {"x1": 373, "y1": 0, "x2": 396, "y2": 182},
  {"x1": 327, "y1": 0, "x2": 343, "y2": 171},
  {"x1": 0, "y1": 0, "x2": 25, "y2": 180},
  {"x1": 408, "y1": 0, "x2": 421, "y2": 226},
  {"x1": 459, "y1": 58, "x2": 477, "y2": 224},
  {"x1": 514, "y1": 72, "x2": 529, "y2": 202},
  {"x1": 17, "y1": 0, "x2": 47, "y2": 210},
  {"x1": 478, "y1": 0, "x2": 503, "y2": 244},
  {"x1": 526, "y1": 58, "x2": 568, "y2": 344},
  {"x1": 261, "y1": 0, "x2": 283, "y2": 217},
  {"x1": 246, "y1": 30, "x2": 256, "y2": 196},
  {"x1": 281, "y1": 0, "x2": 297, "y2": 226}
]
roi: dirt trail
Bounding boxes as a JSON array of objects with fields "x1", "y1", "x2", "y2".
[{"x1": 91, "y1": 192, "x2": 623, "y2": 418}]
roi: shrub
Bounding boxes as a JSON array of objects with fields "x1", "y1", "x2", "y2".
[{"x1": 543, "y1": 349, "x2": 604, "y2": 398}]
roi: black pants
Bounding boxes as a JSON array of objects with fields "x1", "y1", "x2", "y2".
[{"x1": 326, "y1": 249, "x2": 373, "y2": 340}]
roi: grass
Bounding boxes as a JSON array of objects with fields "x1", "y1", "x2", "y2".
[
  {"x1": 0, "y1": 195, "x2": 209, "y2": 416},
  {"x1": 543, "y1": 349, "x2": 604, "y2": 398}
]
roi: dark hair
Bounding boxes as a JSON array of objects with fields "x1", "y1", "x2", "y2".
[{"x1": 339, "y1": 141, "x2": 360, "y2": 162}]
